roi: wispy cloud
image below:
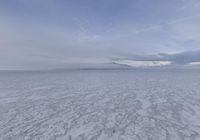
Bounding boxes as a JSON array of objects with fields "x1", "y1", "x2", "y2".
[{"x1": 0, "y1": 0, "x2": 200, "y2": 69}]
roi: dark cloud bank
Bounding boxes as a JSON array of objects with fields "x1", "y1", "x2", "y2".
[{"x1": 114, "y1": 50, "x2": 200, "y2": 65}]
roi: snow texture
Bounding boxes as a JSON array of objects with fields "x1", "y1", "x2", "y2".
[{"x1": 0, "y1": 69, "x2": 200, "y2": 140}]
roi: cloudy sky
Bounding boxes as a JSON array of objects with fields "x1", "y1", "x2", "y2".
[{"x1": 0, "y1": 0, "x2": 200, "y2": 69}]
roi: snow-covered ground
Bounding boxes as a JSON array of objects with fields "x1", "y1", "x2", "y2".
[{"x1": 0, "y1": 69, "x2": 200, "y2": 140}]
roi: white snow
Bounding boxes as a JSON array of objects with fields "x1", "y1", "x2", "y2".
[{"x1": 0, "y1": 69, "x2": 200, "y2": 140}]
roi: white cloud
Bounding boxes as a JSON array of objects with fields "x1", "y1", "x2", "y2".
[{"x1": 115, "y1": 60, "x2": 171, "y2": 67}]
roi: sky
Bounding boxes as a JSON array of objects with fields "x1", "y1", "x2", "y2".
[{"x1": 0, "y1": 0, "x2": 200, "y2": 70}]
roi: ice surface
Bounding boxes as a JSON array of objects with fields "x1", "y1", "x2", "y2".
[{"x1": 0, "y1": 69, "x2": 200, "y2": 140}]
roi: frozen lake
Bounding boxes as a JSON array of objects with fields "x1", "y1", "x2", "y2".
[{"x1": 0, "y1": 69, "x2": 200, "y2": 140}]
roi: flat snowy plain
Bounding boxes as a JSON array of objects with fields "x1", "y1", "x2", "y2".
[{"x1": 0, "y1": 69, "x2": 200, "y2": 140}]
